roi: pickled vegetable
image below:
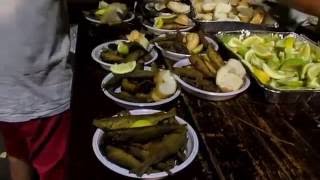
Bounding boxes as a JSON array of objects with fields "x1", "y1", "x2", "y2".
[
  {"x1": 132, "y1": 126, "x2": 187, "y2": 176},
  {"x1": 93, "y1": 109, "x2": 176, "y2": 130},
  {"x1": 105, "y1": 146, "x2": 142, "y2": 169},
  {"x1": 104, "y1": 124, "x2": 184, "y2": 143}
]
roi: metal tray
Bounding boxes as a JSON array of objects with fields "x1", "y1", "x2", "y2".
[
  {"x1": 215, "y1": 30, "x2": 320, "y2": 103},
  {"x1": 189, "y1": 1, "x2": 279, "y2": 33}
]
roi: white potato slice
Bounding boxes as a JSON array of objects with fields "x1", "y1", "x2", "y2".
[
  {"x1": 202, "y1": 2, "x2": 216, "y2": 12},
  {"x1": 152, "y1": 70, "x2": 177, "y2": 101},
  {"x1": 196, "y1": 13, "x2": 214, "y2": 20},
  {"x1": 226, "y1": 59, "x2": 246, "y2": 78},
  {"x1": 215, "y1": 3, "x2": 232, "y2": 13},
  {"x1": 236, "y1": 5, "x2": 254, "y2": 18},
  {"x1": 216, "y1": 66, "x2": 244, "y2": 92},
  {"x1": 214, "y1": 12, "x2": 228, "y2": 20},
  {"x1": 230, "y1": 0, "x2": 240, "y2": 6},
  {"x1": 167, "y1": 1, "x2": 191, "y2": 14},
  {"x1": 238, "y1": 13, "x2": 251, "y2": 22},
  {"x1": 194, "y1": 3, "x2": 204, "y2": 13}
]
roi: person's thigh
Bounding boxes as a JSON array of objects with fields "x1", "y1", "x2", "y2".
[
  {"x1": 0, "y1": 110, "x2": 71, "y2": 180},
  {"x1": 0, "y1": 122, "x2": 30, "y2": 162},
  {"x1": 27, "y1": 111, "x2": 71, "y2": 180}
]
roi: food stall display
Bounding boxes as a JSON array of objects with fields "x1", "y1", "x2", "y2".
[{"x1": 69, "y1": 0, "x2": 320, "y2": 179}]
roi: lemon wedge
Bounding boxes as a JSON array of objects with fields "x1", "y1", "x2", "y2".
[
  {"x1": 253, "y1": 67, "x2": 270, "y2": 84},
  {"x1": 228, "y1": 37, "x2": 243, "y2": 48},
  {"x1": 301, "y1": 63, "x2": 314, "y2": 79},
  {"x1": 307, "y1": 63, "x2": 320, "y2": 80},
  {"x1": 262, "y1": 63, "x2": 287, "y2": 79},
  {"x1": 298, "y1": 43, "x2": 311, "y2": 61},
  {"x1": 110, "y1": 61, "x2": 136, "y2": 74},
  {"x1": 242, "y1": 35, "x2": 264, "y2": 47},
  {"x1": 252, "y1": 44, "x2": 273, "y2": 59}
]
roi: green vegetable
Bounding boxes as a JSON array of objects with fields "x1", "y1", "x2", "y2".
[
  {"x1": 105, "y1": 146, "x2": 142, "y2": 169},
  {"x1": 93, "y1": 109, "x2": 176, "y2": 130},
  {"x1": 191, "y1": 44, "x2": 204, "y2": 54},
  {"x1": 104, "y1": 124, "x2": 184, "y2": 143},
  {"x1": 132, "y1": 126, "x2": 187, "y2": 176}
]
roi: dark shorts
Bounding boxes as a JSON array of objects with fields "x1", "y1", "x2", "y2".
[{"x1": 0, "y1": 110, "x2": 71, "y2": 180}]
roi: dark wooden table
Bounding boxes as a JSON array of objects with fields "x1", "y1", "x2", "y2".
[{"x1": 69, "y1": 18, "x2": 320, "y2": 180}]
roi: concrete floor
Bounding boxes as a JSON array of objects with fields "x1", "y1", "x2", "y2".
[{"x1": 0, "y1": 135, "x2": 10, "y2": 180}]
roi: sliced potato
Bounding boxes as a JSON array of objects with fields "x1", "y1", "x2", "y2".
[
  {"x1": 174, "y1": 14, "x2": 192, "y2": 26},
  {"x1": 167, "y1": 1, "x2": 191, "y2": 14},
  {"x1": 226, "y1": 59, "x2": 246, "y2": 79},
  {"x1": 214, "y1": 12, "x2": 228, "y2": 20},
  {"x1": 151, "y1": 70, "x2": 177, "y2": 101},
  {"x1": 238, "y1": 13, "x2": 251, "y2": 23},
  {"x1": 215, "y1": 3, "x2": 232, "y2": 14},
  {"x1": 186, "y1": 33, "x2": 200, "y2": 51},
  {"x1": 216, "y1": 66, "x2": 244, "y2": 92},
  {"x1": 196, "y1": 13, "x2": 214, "y2": 21},
  {"x1": 230, "y1": 0, "x2": 240, "y2": 6},
  {"x1": 202, "y1": 2, "x2": 216, "y2": 12},
  {"x1": 250, "y1": 8, "x2": 265, "y2": 24},
  {"x1": 236, "y1": 5, "x2": 254, "y2": 18}
]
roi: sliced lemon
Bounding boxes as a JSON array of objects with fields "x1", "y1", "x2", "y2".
[
  {"x1": 314, "y1": 47, "x2": 320, "y2": 60},
  {"x1": 262, "y1": 63, "x2": 287, "y2": 79},
  {"x1": 227, "y1": 37, "x2": 243, "y2": 48},
  {"x1": 276, "y1": 77, "x2": 303, "y2": 88},
  {"x1": 278, "y1": 52, "x2": 285, "y2": 61},
  {"x1": 307, "y1": 63, "x2": 320, "y2": 80},
  {"x1": 244, "y1": 49, "x2": 256, "y2": 62},
  {"x1": 252, "y1": 44, "x2": 273, "y2": 59},
  {"x1": 298, "y1": 43, "x2": 311, "y2": 61},
  {"x1": 242, "y1": 35, "x2": 265, "y2": 47},
  {"x1": 245, "y1": 49, "x2": 265, "y2": 68},
  {"x1": 241, "y1": 59, "x2": 253, "y2": 72},
  {"x1": 253, "y1": 66, "x2": 270, "y2": 84},
  {"x1": 264, "y1": 41, "x2": 275, "y2": 49},
  {"x1": 276, "y1": 39, "x2": 285, "y2": 48},
  {"x1": 301, "y1": 63, "x2": 314, "y2": 79},
  {"x1": 267, "y1": 54, "x2": 281, "y2": 70},
  {"x1": 280, "y1": 58, "x2": 306, "y2": 70},
  {"x1": 284, "y1": 36, "x2": 295, "y2": 49},
  {"x1": 307, "y1": 78, "x2": 320, "y2": 88},
  {"x1": 285, "y1": 47, "x2": 298, "y2": 59},
  {"x1": 110, "y1": 61, "x2": 136, "y2": 74}
]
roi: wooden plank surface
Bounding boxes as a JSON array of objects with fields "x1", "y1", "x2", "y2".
[
  {"x1": 182, "y1": 91, "x2": 320, "y2": 180},
  {"x1": 69, "y1": 15, "x2": 320, "y2": 179}
]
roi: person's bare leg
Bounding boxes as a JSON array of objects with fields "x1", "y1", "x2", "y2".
[{"x1": 8, "y1": 155, "x2": 33, "y2": 180}]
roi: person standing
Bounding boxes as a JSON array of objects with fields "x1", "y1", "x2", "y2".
[{"x1": 0, "y1": 0, "x2": 72, "y2": 180}]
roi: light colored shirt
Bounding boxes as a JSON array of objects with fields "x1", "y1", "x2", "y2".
[{"x1": 0, "y1": 0, "x2": 73, "y2": 122}]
